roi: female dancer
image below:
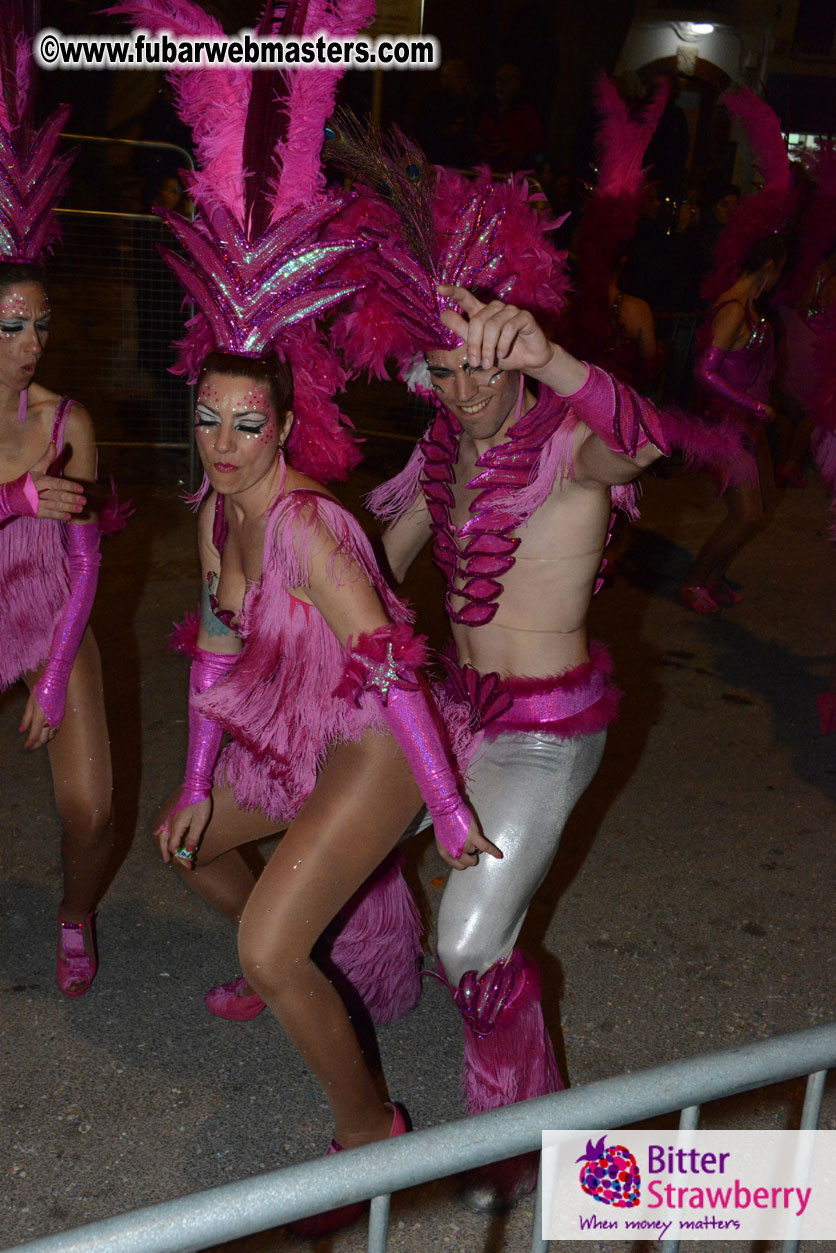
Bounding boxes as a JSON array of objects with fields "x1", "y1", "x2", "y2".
[
  {"x1": 680, "y1": 88, "x2": 796, "y2": 614},
  {"x1": 156, "y1": 349, "x2": 481, "y2": 1168},
  {"x1": 680, "y1": 233, "x2": 786, "y2": 612},
  {"x1": 115, "y1": 1, "x2": 481, "y2": 1216},
  {"x1": 0, "y1": 20, "x2": 116, "y2": 997}
]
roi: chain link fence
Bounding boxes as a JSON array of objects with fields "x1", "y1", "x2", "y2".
[{"x1": 32, "y1": 139, "x2": 196, "y2": 478}]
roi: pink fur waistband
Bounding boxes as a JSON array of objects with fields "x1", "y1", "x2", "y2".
[{"x1": 442, "y1": 641, "x2": 621, "y2": 740}]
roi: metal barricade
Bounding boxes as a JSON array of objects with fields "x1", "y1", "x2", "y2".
[
  {"x1": 34, "y1": 138, "x2": 196, "y2": 469},
  {"x1": 7, "y1": 1019, "x2": 836, "y2": 1253}
]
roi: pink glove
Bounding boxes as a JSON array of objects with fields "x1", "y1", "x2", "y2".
[
  {"x1": 33, "y1": 522, "x2": 101, "y2": 727},
  {"x1": 336, "y1": 625, "x2": 474, "y2": 858},
  {"x1": 696, "y1": 347, "x2": 770, "y2": 420},
  {"x1": 171, "y1": 646, "x2": 238, "y2": 816},
  {"x1": 0, "y1": 471, "x2": 39, "y2": 521},
  {"x1": 566, "y1": 363, "x2": 671, "y2": 457}
]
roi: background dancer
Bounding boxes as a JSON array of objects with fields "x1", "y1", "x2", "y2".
[
  {"x1": 0, "y1": 8, "x2": 124, "y2": 998},
  {"x1": 775, "y1": 143, "x2": 836, "y2": 488},
  {"x1": 681, "y1": 89, "x2": 796, "y2": 614}
]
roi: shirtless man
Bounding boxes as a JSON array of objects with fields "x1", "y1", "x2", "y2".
[{"x1": 373, "y1": 285, "x2": 665, "y2": 1209}]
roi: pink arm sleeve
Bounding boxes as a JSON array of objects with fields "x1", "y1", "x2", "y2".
[
  {"x1": 564, "y1": 362, "x2": 671, "y2": 457},
  {"x1": 336, "y1": 625, "x2": 474, "y2": 858},
  {"x1": 696, "y1": 346, "x2": 770, "y2": 419},
  {"x1": 0, "y1": 471, "x2": 39, "y2": 521},
  {"x1": 170, "y1": 646, "x2": 238, "y2": 814},
  {"x1": 33, "y1": 522, "x2": 101, "y2": 727}
]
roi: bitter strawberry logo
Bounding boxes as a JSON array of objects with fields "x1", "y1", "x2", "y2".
[{"x1": 577, "y1": 1136, "x2": 641, "y2": 1207}]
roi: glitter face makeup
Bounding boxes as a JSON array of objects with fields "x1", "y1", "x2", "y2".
[
  {"x1": 0, "y1": 283, "x2": 51, "y2": 393},
  {"x1": 195, "y1": 372, "x2": 286, "y2": 496},
  {"x1": 426, "y1": 346, "x2": 521, "y2": 444}
]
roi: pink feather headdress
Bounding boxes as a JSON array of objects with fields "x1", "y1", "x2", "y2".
[
  {"x1": 323, "y1": 116, "x2": 570, "y2": 381},
  {"x1": 108, "y1": 0, "x2": 375, "y2": 482},
  {"x1": 701, "y1": 88, "x2": 797, "y2": 305},
  {"x1": 0, "y1": 1, "x2": 74, "y2": 263},
  {"x1": 780, "y1": 141, "x2": 836, "y2": 309},
  {"x1": 569, "y1": 75, "x2": 668, "y2": 361}
]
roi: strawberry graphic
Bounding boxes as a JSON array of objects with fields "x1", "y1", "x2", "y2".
[{"x1": 576, "y1": 1136, "x2": 641, "y2": 1207}]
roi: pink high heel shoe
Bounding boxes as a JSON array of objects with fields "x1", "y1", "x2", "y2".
[
  {"x1": 205, "y1": 976, "x2": 265, "y2": 1021},
  {"x1": 707, "y1": 578, "x2": 743, "y2": 607},
  {"x1": 680, "y1": 583, "x2": 721, "y2": 615},
  {"x1": 56, "y1": 909, "x2": 98, "y2": 998},
  {"x1": 292, "y1": 1102, "x2": 408, "y2": 1238},
  {"x1": 817, "y1": 692, "x2": 836, "y2": 735}
]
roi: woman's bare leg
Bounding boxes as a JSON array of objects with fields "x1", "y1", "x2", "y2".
[
  {"x1": 687, "y1": 432, "x2": 774, "y2": 587},
  {"x1": 27, "y1": 631, "x2": 114, "y2": 926},
  {"x1": 237, "y1": 729, "x2": 422, "y2": 1148}
]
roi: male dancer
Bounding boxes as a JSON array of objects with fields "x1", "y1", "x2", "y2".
[
  {"x1": 370, "y1": 284, "x2": 666, "y2": 1208},
  {"x1": 327, "y1": 140, "x2": 721, "y2": 1209}
]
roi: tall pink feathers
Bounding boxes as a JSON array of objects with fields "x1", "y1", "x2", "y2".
[
  {"x1": 569, "y1": 76, "x2": 668, "y2": 362},
  {"x1": 0, "y1": 0, "x2": 74, "y2": 262},
  {"x1": 702, "y1": 88, "x2": 796, "y2": 304},
  {"x1": 590, "y1": 75, "x2": 669, "y2": 199},
  {"x1": 109, "y1": 0, "x2": 375, "y2": 481}
]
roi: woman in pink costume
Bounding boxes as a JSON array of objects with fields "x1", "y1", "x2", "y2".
[
  {"x1": 0, "y1": 16, "x2": 117, "y2": 998},
  {"x1": 681, "y1": 88, "x2": 796, "y2": 614},
  {"x1": 113, "y1": 0, "x2": 480, "y2": 1225},
  {"x1": 680, "y1": 233, "x2": 787, "y2": 612},
  {"x1": 775, "y1": 145, "x2": 836, "y2": 486}
]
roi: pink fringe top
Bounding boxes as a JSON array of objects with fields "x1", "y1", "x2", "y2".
[
  {"x1": 0, "y1": 399, "x2": 73, "y2": 690},
  {"x1": 196, "y1": 488, "x2": 413, "y2": 823}
]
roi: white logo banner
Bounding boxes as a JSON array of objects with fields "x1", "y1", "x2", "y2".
[{"x1": 542, "y1": 1130, "x2": 836, "y2": 1241}]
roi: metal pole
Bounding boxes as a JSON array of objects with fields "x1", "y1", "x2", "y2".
[
  {"x1": 367, "y1": 1193, "x2": 392, "y2": 1253},
  {"x1": 9, "y1": 1022, "x2": 836, "y2": 1253},
  {"x1": 530, "y1": 1157, "x2": 548, "y2": 1253},
  {"x1": 660, "y1": 1104, "x2": 701, "y2": 1253}
]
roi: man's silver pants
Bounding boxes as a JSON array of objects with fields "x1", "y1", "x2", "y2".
[{"x1": 414, "y1": 728, "x2": 606, "y2": 985}]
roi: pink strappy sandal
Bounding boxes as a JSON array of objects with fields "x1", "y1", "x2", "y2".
[
  {"x1": 204, "y1": 976, "x2": 265, "y2": 1021},
  {"x1": 292, "y1": 1103, "x2": 408, "y2": 1238},
  {"x1": 680, "y1": 584, "x2": 721, "y2": 615},
  {"x1": 707, "y1": 578, "x2": 743, "y2": 606},
  {"x1": 56, "y1": 909, "x2": 98, "y2": 998}
]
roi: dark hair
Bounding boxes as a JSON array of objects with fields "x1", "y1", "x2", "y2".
[
  {"x1": 710, "y1": 183, "x2": 740, "y2": 206},
  {"x1": 197, "y1": 350, "x2": 294, "y2": 413},
  {"x1": 741, "y1": 231, "x2": 790, "y2": 276},
  {"x1": 0, "y1": 260, "x2": 49, "y2": 298}
]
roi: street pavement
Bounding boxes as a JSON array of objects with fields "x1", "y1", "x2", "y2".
[{"x1": 2, "y1": 413, "x2": 836, "y2": 1253}]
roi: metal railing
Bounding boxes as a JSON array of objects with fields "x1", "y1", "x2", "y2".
[
  {"x1": 7, "y1": 1019, "x2": 835, "y2": 1253},
  {"x1": 35, "y1": 137, "x2": 196, "y2": 466}
]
